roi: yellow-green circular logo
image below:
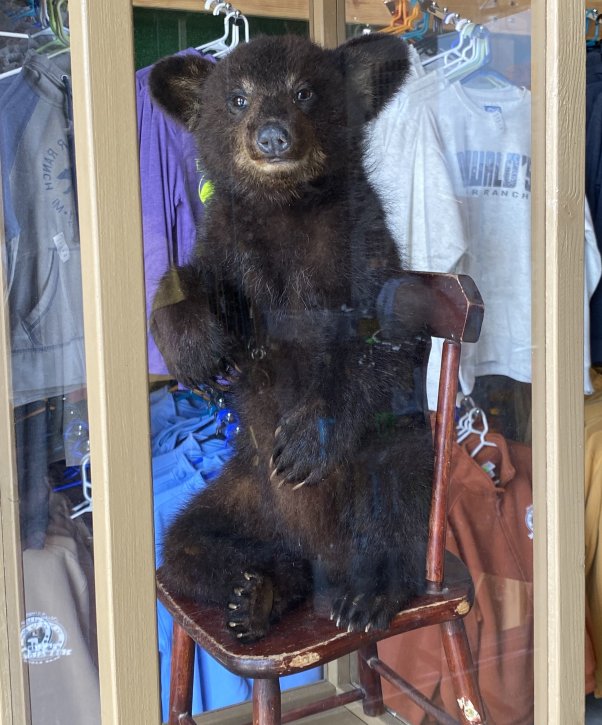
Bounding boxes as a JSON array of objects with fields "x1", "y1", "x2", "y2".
[{"x1": 199, "y1": 179, "x2": 214, "y2": 204}]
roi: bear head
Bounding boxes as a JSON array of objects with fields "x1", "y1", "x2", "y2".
[{"x1": 149, "y1": 33, "x2": 409, "y2": 203}]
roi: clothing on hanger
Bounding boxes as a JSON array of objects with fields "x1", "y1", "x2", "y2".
[
  {"x1": 365, "y1": 50, "x2": 601, "y2": 409},
  {"x1": 0, "y1": 50, "x2": 86, "y2": 406},
  {"x1": 22, "y1": 492, "x2": 100, "y2": 725},
  {"x1": 136, "y1": 50, "x2": 216, "y2": 375},
  {"x1": 378, "y1": 432, "x2": 596, "y2": 724}
]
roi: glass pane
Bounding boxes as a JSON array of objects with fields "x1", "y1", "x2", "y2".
[
  {"x1": 130, "y1": 3, "x2": 597, "y2": 724},
  {"x1": 348, "y1": 3, "x2": 542, "y2": 724},
  {"x1": 0, "y1": 7, "x2": 100, "y2": 725},
  {"x1": 586, "y1": 3, "x2": 602, "y2": 717}
]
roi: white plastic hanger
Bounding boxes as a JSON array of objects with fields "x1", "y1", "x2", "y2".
[
  {"x1": 214, "y1": 12, "x2": 250, "y2": 57},
  {"x1": 421, "y1": 18, "x2": 490, "y2": 83},
  {"x1": 197, "y1": 2, "x2": 250, "y2": 56},
  {"x1": 197, "y1": 7, "x2": 236, "y2": 54},
  {"x1": 71, "y1": 452, "x2": 92, "y2": 519},
  {"x1": 457, "y1": 406, "x2": 497, "y2": 458}
]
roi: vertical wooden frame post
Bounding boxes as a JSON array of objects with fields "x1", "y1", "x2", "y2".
[
  {"x1": 69, "y1": 1, "x2": 161, "y2": 722},
  {"x1": 309, "y1": 0, "x2": 346, "y2": 47},
  {"x1": 531, "y1": 0, "x2": 585, "y2": 722}
]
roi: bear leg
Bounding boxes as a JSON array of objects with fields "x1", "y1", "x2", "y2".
[
  {"x1": 160, "y1": 474, "x2": 312, "y2": 642},
  {"x1": 328, "y1": 544, "x2": 427, "y2": 633}
]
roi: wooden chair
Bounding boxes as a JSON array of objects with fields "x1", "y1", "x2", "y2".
[{"x1": 156, "y1": 271, "x2": 487, "y2": 725}]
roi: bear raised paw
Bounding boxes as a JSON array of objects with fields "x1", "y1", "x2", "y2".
[{"x1": 149, "y1": 33, "x2": 434, "y2": 641}]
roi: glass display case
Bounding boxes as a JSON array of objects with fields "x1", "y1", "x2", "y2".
[{"x1": 0, "y1": 1, "x2": 590, "y2": 723}]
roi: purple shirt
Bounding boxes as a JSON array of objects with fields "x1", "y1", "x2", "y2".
[{"x1": 137, "y1": 51, "x2": 213, "y2": 374}]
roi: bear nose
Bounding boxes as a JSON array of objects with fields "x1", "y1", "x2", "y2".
[{"x1": 256, "y1": 123, "x2": 291, "y2": 158}]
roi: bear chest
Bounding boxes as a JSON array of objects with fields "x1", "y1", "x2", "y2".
[{"x1": 234, "y1": 221, "x2": 351, "y2": 309}]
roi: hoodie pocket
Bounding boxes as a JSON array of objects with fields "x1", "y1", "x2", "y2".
[{"x1": 20, "y1": 246, "x2": 83, "y2": 350}]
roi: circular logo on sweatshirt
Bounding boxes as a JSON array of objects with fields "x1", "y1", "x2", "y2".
[{"x1": 21, "y1": 612, "x2": 72, "y2": 664}]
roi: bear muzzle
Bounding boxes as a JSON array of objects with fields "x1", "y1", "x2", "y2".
[{"x1": 255, "y1": 122, "x2": 292, "y2": 161}]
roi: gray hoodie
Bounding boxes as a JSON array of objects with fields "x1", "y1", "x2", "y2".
[{"x1": 0, "y1": 51, "x2": 86, "y2": 406}]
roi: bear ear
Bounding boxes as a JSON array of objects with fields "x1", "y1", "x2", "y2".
[
  {"x1": 149, "y1": 53, "x2": 215, "y2": 129},
  {"x1": 335, "y1": 34, "x2": 410, "y2": 122}
]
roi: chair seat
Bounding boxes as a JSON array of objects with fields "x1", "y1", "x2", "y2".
[{"x1": 156, "y1": 551, "x2": 474, "y2": 680}]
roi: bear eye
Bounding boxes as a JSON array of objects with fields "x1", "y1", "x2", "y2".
[
  {"x1": 228, "y1": 93, "x2": 248, "y2": 111},
  {"x1": 295, "y1": 88, "x2": 313, "y2": 103}
]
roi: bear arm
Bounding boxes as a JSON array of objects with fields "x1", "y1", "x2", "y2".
[
  {"x1": 272, "y1": 339, "x2": 422, "y2": 486},
  {"x1": 150, "y1": 264, "x2": 235, "y2": 389}
]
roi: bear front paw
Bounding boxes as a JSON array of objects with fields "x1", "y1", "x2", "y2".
[
  {"x1": 271, "y1": 404, "x2": 337, "y2": 487},
  {"x1": 226, "y1": 571, "x2": 274, "y2": 643},
  {"x1": 330, "y1": 591, "x2": 404, "y2": 633},
  {"x1": 150, "y1": 299, "x2": 236, "y2": 390}
]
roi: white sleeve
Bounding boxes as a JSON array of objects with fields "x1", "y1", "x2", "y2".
[
  {"x1": 365, "y1": 81, "x2": 468, "y2": 409},
  {"x1": 365, "y1": 84, "x2": 467, "y2": 273}
]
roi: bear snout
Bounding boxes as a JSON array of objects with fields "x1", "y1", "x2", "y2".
[{"x1": 255, "y1": 122, "x2": 292, "y2": 160}]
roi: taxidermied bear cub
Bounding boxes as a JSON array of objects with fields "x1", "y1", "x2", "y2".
[{"x1": 149, "y1": 33, "x2": 434, "y2": 642}]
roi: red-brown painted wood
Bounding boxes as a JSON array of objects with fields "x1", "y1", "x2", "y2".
[
  {"x1": 367, "y1": 656, "x2": 458, "y2": 725},
  {"x1": 168, "y1": 620, "x2": 195, "y2": 725},
  {"x1": 253, "y1": 679, "x2": 281, "y2": 725},
  {"x1": 358, "y1": 642, "x2": 385, "y2": 716},
  {"x1": 156, "y1": 551, "x2": 473, "y2": 680},
  {"x1": 385, "y1": 272, "x2": 484, "y2": 344},
  {"x1": 441, "y1": 619, "x2": 487, "y2": 724},
  {"x1": 427, "y1": 339, "x2": 461, "y2": 587}
]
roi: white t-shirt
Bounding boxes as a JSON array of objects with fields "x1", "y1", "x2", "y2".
[{"x1": 366, "y1": 74, "x2": 602, "y2": 406}]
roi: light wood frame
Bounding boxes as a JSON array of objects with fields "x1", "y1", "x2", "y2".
[
  {"x1": 0, "y1": 0, "x2": 588, "y2": 723},
  {"x1": 531, "y1": 0, "x2": 586, "y2": 722},
  {"x1": 68, "y1": 2, "x2": 162, "y2": 722}
]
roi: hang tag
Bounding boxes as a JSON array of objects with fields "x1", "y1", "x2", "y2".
[
  {"x1": 53, "y1": 232, "x2": 70, "y2": 262},
  {"x1": 481, "y1": 460, "x2": 497, "y2": 479}
]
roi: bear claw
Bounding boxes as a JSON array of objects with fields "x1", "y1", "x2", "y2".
[
  {"x1": 330, "y1": 591, "x2": 402, "y2": 633},
  {"x1": 225, "y1": 571, "x2": 274, "y2": 643}
]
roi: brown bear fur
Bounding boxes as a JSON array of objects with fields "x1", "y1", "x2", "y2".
[{"x1": 149, "y1": 33, "x2": 433, "y2": 642}]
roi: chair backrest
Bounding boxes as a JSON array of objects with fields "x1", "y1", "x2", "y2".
[{"x1": 378, "y1": 272, "x2": 484, "y2": 591}]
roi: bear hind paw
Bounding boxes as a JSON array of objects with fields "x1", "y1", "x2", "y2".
[
  {"x1": 226, "y1": 571, "x2": 275, "y2": 643},
  {"x1": 330, "y1": 591, "x2": 405, "y2": 634}
]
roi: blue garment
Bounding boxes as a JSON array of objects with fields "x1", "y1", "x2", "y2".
[{"x1": 150, "y1": 388, "x2": 320, "y2": 721}]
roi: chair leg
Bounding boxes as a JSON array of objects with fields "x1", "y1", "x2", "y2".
[
  {"x1": 168, "y1": 620, "x2": 195, "y2": 725},
  {"x1": 440, "y1": 619, "x2": 486, "y2": 724},
  {"x1": 358, "y1": 642, "x2": 385, "y2": 717},
  {"x1": 253, "y1": 678, "x2": 281, "y2": 725}
]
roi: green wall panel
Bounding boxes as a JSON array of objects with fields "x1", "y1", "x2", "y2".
[{"x1": 133, "y1": 8, "x2": 308, "y2": 69}]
